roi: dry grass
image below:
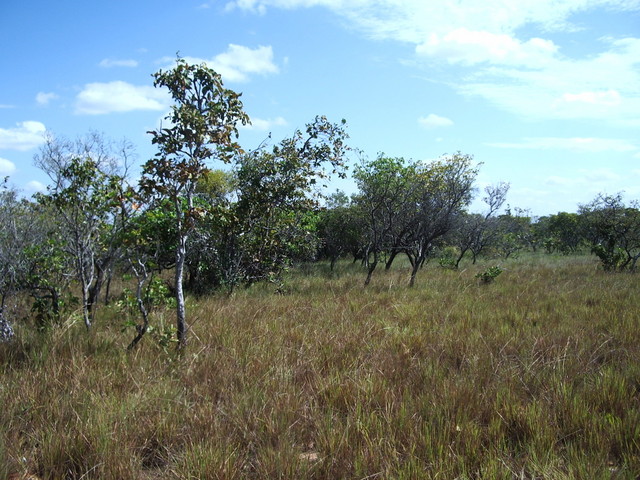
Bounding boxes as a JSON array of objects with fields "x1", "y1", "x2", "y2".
[{"x1": 1, "y1": 254, "x2": 640, "y2": 479}]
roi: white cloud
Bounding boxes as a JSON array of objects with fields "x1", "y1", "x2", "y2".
[
  {"x1": 416, "y1": 29, "x2": 558, "y2": 66},
  {"x1": 226, "y1": 1, "x2": 640, "y2": 124},
  {"x1": 99, "y1": 58, "x2": 139, "y2": 68},
  {"x1": 36, "y1": 92, "x2": 59, "y2": 106},
  {"x1": 561, "y1": 89, "x2": 621, "y2": 107},
  {"x1": 456, "y1": 36, "x2": 640, "y2": 124},
  {"x1": 226, "y1": 1, "x2": 639, "y2": 39},
  {"x1": 418, "y1": 114, "x2": 453, "y2": 128},
  {"x1": 487, "y1": 137, "x2": 637, "y2": 153},
  {"x1": 75, "y1": 81, "x2": 169, "y2": 115},
  {"x1": 0, "y1": 157, "x2": 16, "y2": 174},
  {"x1": 25, "y1": 180, "x2": 46, "y2": 193},
  {"x1": 240, "y1": 116, "x2": 288, "y2": 131},
  {"x1": 0, "y1": 121, "x2": 46, "y2": 151},
  {"x1": 174, "y1": 44, "x2": 279, "y2": 83}
]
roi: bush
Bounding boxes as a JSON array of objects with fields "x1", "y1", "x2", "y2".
[{"x1": 475, "y1": 266, "x2": 503, "y2": 284}]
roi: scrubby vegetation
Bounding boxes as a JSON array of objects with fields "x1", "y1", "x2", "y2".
[{"x1": 2, "y1": 255, "x2": 640, "y2": 479}]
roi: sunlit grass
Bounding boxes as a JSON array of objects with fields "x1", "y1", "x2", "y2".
[{"x1": 1, "y1": 254, "x2": 640, "y2": 478}]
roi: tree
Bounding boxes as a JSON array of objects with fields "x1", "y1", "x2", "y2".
[
  {"x1": 234, "y1": 116, "x2": 349, "y2": 281},
  {"x1": 353, "y1": 156, "x2": 418, "y2": 285},
  {"x1": 140, "y1": 57, "x2": 249, "y2": 349},
  {"x1": 450, "y1": 182, "x2": 509, "y2": 267},
  {"x1": 403, "y1": 152, "x2": 478, "y2": 287},
  {"x1": 34, "y1": 133, "x2": 132, "y2": 330},
  {"x1": 317, "y1": 191, "x2": 365, "y2": 270},
  {"x1": 0, "y1": 181, "x2": 27, "y2": 341},
  {"x1": 494, "y1": 208, "x2": 532, "y2": 259},
  {"x1": 541, "y1": 212, "x2": 585, "y2": 254},
  {"x1": 580, "y1": 193, "x2": 640, "y2": 271},
  {"x1": 185, "y1": 116, "x2": 350, "y2": 291}
]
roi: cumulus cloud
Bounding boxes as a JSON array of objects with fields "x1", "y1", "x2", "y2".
[
  {"x1": 75, "y1": 81, "x2": 169, "y2": 115},
  {"x1": 0, "y1": 157, "x2": 16, "y2": 174},
  {"x1": 418, "y1": 114, "x2": 453, "y2": 128},
  {"x1": 36, "y1": 92, "x2": 59, "y2": 106},
  {"x1": 173, "y1": 44, "x2": 279, "y2": 83},
  {"x1": 99, "y1": 58, "x2": 139, "y2": 68},
  {"x1": 240, "y1": 116, "x2": 288, "y2": 131},
  {"x1": 0, "y1": 121, "x2": 47, "y2": 151},
  {"x1": 487, "y1": 137, "x2": 637, "y2": 153}
]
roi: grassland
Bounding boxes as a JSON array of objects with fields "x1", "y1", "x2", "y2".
[{"x1": 1, "y1": 255, "x2": 639, "y2": 479}]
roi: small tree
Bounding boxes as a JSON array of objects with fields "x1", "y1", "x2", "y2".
[
  {"x1": 317, "y1": 192, "x2": 365, "y2": 270},
  {"x1": 34, "y1": 133, "x2": 131, "y2": 330},
  {"x1": 580, "y1": 193, "x2": 640, "y2": 271},
  {"x1": 353, "y1": 156, "x2": 418, "y2": 285},
  {"x1": 140, "y1": 57, "x2": 249, "y2": 349},
  {"x1": 0, "y1": 182, "x2": 26, "y2": 341},
  {"x1": 451, "y1": 182, "x2": 509, "y2": 267},
  {"x1": 404, "y1": 152, "x2": 478, "y2": 287}
]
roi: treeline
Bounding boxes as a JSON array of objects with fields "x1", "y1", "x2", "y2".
[
  {"x1": 319, "y1": 178, "x2": 640, "y2": 278},
  {"x1": 1, "y1": 58, "x2": 639, "y2": 349}
]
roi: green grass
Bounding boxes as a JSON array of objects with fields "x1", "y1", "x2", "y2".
[{"x1": 1, "y1": 254, "x2": 640, "y2": 478}]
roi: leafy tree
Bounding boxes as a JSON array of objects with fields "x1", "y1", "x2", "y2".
[
  {"x1": 192, "y1": 116, "x2": 350, "y2": 290},
  {"x1": 580, "y1": 193, "x2": 640, "y2": 271},
  {"x1": 21, "y1": 203, "x2": 73, "y2": 329},
  {"x1": 494, "y1": 208, "x2": 532, "y2": 259},
  {"x1": 353, "y1": 152, "x2": 478, "y2": 286},
  {"x1": 34, "y1": 133, "x2": 132, "y2": 330},
  {"x1": 140, "y1": 57, "x2": 249, "y2": 348},
  {"x1": 403, "y1": 152, "x2": 478, "y2": 286},
  {"x1": 353, "y1": 156, "x2": 418, "y2": 285},
  {"x1": 0, "y1": 182, "x2": 28, "y2": 341},
  {"x1": 541, "y1": 212, "x2": 586, "y2": 254},
  {"x1": 317, "y1": 191, "x2": 365, "y2": 270},
  {"x1": 120, "y1": 198, "x2": 173, "y2": 350}
]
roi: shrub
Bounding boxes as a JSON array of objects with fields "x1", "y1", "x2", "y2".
[{"x1": 475, "y1": 266, "x2": 503, "y2": 284}]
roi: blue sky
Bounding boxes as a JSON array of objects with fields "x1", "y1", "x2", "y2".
[{"x1": 1, "y1": 0, "x2": 639, "y2": 215}]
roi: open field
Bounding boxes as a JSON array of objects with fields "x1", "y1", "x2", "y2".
[{"x1": 1, "y1": 255, "x2": 640, "y2": 479}]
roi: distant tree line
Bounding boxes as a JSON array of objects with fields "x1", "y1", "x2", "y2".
[{"x1": 1, "y1": 58, "x2": 639, "y2": 348}]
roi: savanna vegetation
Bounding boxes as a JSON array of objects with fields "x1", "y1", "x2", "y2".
[{"x1": 1, "y1": 58, "x2": 640, "y2": 479}]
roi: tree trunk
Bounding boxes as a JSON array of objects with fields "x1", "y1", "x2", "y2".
[
  {"x1": 409, "y1": 263, "x2": 419, "y2": 287},
  {"x1": 364, "y1": 250, "x2": 378, "y2": 286},
  {"x1": 81, "y1": 283, "x2": 92, "y2": 330},
  {"x1": 385, "y1": 249, "x2": 400, "y2": 270},
  {"x1": 87, "y1": 261, "x2": 107, "y2": 320},
  {"x1": 175, "y1": 235, "x2": 188, "y2": 350},
  {"x1": 409, "y1": 245, "x2": 429, "y2": 287},
  {"x1": 104, "y1": 271, "x2": 112, "y2": 305},
  {"x1": 454, "y1": 247, "x2": 468, "y2": 269},
  {"x1": 128, "y1": 262, "x2": 150, "y2": 350}
]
